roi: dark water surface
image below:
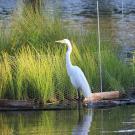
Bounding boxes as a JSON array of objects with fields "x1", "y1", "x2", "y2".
[
  {"x1": 1, "y1": 106, "x2": 135, "y2": 135},
  {"x1": 0, "y1": 0, "x2": 135, "y2": 49}
]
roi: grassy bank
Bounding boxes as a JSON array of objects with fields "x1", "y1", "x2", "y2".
[{"x1": 0, "y1": 8, "x2": 134, "y2": 102}]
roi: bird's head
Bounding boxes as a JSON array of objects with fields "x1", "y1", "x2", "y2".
[
  {"x1": 55, "y1": 39, "x2": 71, "y2": 44},
  {"x1": 55, "y1": 39, "x2": 72, "y2": 50}
]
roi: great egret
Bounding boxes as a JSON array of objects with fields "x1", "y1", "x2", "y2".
[{"x1": 55, "y1": 39, "x2": 92, "y2": 100}]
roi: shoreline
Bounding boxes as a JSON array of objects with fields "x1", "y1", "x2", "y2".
[{"x1": 0, "y1": 90, "x2": 135, "y2": 111}]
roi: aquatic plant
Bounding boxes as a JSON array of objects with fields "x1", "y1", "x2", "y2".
[{"x1": 0, "y1": 7, "x2": 134, "y2": 101}]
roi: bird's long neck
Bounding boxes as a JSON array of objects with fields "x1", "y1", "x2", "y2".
[{"x1": 66, "y1": 42, "x2": 73, "y2": 73}]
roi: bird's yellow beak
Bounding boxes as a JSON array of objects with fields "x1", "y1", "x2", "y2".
[{"x1": 55, "y1": 40, "x2": 65, "y2": 44}]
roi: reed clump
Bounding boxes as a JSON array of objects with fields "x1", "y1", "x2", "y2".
[{"x1": 0, "y1": 8, "x2": 134, "y2": 102}]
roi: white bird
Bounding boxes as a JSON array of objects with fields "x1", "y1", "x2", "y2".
[{"x1": 55, "y1": 39, "x2": 92, "y2": 100}]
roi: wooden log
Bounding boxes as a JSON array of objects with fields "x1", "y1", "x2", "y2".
[
  {"x1": 0, "y1": 99, "x2": 35, "y2": 108},
  {"x1": 85, "y1": 98, "x2": 134, "y2": 109},
  {"x1": 0, "y1": 99, "x2": 78, "y2": 111},
  {"x1": 83, "y1": 91, "x2": 122, "y2": 103}
]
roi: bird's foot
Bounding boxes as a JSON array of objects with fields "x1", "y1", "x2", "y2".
[{"x1": 77, "y1": 96, "x2": 84, "y2": 102}]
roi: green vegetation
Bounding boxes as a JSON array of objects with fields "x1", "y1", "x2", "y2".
[{"x1": 0, "y1": 8, "x2": 134, "y2": 102}]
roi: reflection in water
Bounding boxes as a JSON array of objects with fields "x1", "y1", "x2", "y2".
[
  {"x1": 1, "y1": 106, "x2": 135, "y2": 134},
  {"x1": 72, "y1": 109, "x2": 93, "y2": 135},
  {"x1": 23, "y1": 0, "x2": 43, "y2": 13}
]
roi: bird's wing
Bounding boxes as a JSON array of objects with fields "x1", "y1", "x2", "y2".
[
  {"x1": 74, "y1": 66, "x2": 88, "y2": 84},
  {"x1": 74, "y1": 66, "x2": 91, "y2": 97}
]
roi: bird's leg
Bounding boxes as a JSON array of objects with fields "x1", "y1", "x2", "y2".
[
  {"x1": 77, "y1": 90, "x2": 81, "y2": 101},
  {"x1": 77, "y1": 89, "x2": 82, "y2": 110},
  {"x1": 81, "y1": 95, "x2": 85, "y2": 101},
  {"x1": 77, "y1": 89, "x2": 84, "y2": 101}
]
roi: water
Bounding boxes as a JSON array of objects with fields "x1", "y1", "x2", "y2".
[
  {"x1": 0, "y1": 106, "x2": 135, "y2": 134},
  {"x1": 0, "y1": 0, "x2": 135, "y2": 48}
]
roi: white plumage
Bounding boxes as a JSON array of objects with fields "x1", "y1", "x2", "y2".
[{"x1": 56, "y1": 39, "x2": 92, "y2": 99}]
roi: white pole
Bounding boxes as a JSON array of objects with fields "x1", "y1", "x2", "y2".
[
  {"x1": 122, "y1": 0, "x2": 124, "y2": 20},
  {"x1": 97, "y1": 0, "x2": 103, "y2": 92}
]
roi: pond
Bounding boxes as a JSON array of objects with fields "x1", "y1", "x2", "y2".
[
  {"x1": 1, "y1": 105, "x2": 135, "y2": 134},
  {"x1": 0, "y1": 0, "x2": 135, "y2": 49}
]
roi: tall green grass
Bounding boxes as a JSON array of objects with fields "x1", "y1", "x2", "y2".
[{"x1": 0, "y1": 8, "x2": 134, "y2": 101}]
